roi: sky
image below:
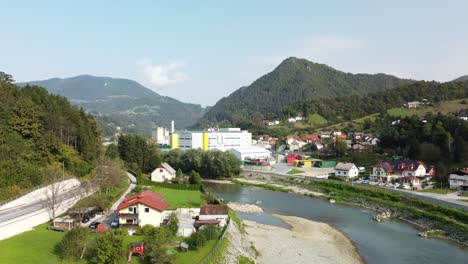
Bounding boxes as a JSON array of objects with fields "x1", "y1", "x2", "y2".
[{"x1": 1, "y1": 0, "x2": 468, "y2": 106}]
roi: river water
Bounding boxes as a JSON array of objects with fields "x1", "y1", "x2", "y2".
[{"x1": 204, "y1": 182, "x2": 468, "y2": 264}]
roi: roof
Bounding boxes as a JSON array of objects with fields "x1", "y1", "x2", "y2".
[
  {"x1": 335, "y1": 162, "x2": 356, "y2": 171},
  {"x1": 200, "y1": 205, "x2": 229, "y2": 215},
  {"x1": 306, "y1": 134, "x2": 319, "y2": 140},
  {"x1": 159, "y1": 163, "x2": 176, "y2": 175},
  {"x1": 373, "y1": 160, "x2": 427, "y2": 173},
  {"x1": 117, "y1": 190, "x2": 169, "y2": 212},
  {"x1": 195, "y1": 220, "x2": 221, "y2": 224},
  {"x1": 53, "y1": 216, "x2": 75, "y2": 223},
  {"x1": 229, "y1": 147, "x2": 271, "y2": 154},
  {"x1": 451, "y1": 169, "x2": 468, "y2": 175}
]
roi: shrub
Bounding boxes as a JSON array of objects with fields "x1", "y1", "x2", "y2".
[
  {"x1": 168, "y1": 214, "x2": 179, "y2": 236},
  {"x1": 190, "y1": 230, "x2": 207, "y2": 249},
  {"x1": 94, "y1": 232, "x2": 123, "y2": 264},
  {"x1": 59, "y1": 227, "x2": 91, "y2": 260}
]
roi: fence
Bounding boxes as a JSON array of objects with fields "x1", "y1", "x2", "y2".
[{"x1": 199, "y1": 221, "x2": 230, "y2": 264}]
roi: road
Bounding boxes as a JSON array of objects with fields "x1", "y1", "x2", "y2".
[{"x1": 0, "y1": 182, "x2": 95, "y2": 223}]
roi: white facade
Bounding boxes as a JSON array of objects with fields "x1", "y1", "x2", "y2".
[
  {"x1": 176, "y1": 128, "x2": 252, "y2": 151},
  {"x1": 334, "y1": 163, "x2": 359, "y2": 178},
  {"x1": 152, "y1": 127, "x2": 170, "y2": 145},
  {"x1": 118, "y1": 203, "x2": 165, "y2": 227},
  {"x1": 150, "y1": 163, "x2": 176, "y2": 182},
  {"x1": 449, "y1": 171, "x2": 468, "y2": 189},
  {"x1": 178, "y1": 131, "x2": 204, "y2": 150},
  {"x1": 229, "y1": 147, "x2": 271, "y2": 161},
  {"x1": 198, "y1": 214, "x2": 229, "y2": 227}
]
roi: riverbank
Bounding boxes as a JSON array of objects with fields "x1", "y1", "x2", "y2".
[
  {"x1": 233, "y1": 178, "x2": 326, "y2": 197},
  {"x1": 244, "y1": 214, "x2": 364, "y2": 264},
  {"x1": 233, "y1": 176, "x2": 468, "y2": 247}
]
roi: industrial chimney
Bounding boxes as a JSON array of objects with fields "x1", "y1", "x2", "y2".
[{"x1": 171, "y1": 120, "x2": 175, "y2": 133}]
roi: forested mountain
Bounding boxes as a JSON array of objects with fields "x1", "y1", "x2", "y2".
[
  {"x1": 18, "y1": 75, "x2": 207, "y2": 136},
  {"x1": 0, "y1": 78, "x2": 101, "y2": 200},
  {"x1": 453, "y1": 75, "x2": 468, "y2": 82},
  {"x1": 285, "y1": 80, "x2": 468, "y2": 123},
  {"x1": 197, "y1": 57, "x2": 414, "y2": 126}
]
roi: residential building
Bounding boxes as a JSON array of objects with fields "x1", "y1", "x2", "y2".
[
  {"x1": 449, "y1": 169, "x2": 468, "y2": 189},
  {"x1": 407, "y1": 101, "x2": 421, "y2": 109},
  {"x1": 229, "y1": 147, "x2": 271, "y2": 161},
  {"x1": 370, "y1": 160, "x2": 432, "y2": 185},
  {"x1": 288, "y1": 118, "x2": 297, "y2": 123},
  {"x1": 150, "y1": 163, "x2": 176, "y2": 182},
  {"x1": 152, "y1": 127, "x2": 170, "y2": 145},
  {"x1": 171, "y1": 128, "x2": 252, "y2": 151},
  {"x1": 196, "y1": 205, "x2": 229, "y2": 227},
  {"x1": 334, "y1": 162, "x2": 359, "y2": 178},
  {"x1": 117, "y1": 191, "x2": 169, "y2": 229}
]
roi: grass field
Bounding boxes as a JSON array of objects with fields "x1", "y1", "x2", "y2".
[
  {"x1": 418, "y1": 188, "x2": 454, "y2": 194},
  {"x1": 150, "y1": 186, "x2": 205, "y2": 209},
  {"x1": 287, "y1": 168, "x2": 305, "y2": 175},
  {"x1": 0, "y1": 224, "x2": 79, "y2": 264}
]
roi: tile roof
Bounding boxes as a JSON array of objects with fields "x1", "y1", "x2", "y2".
[
  {"x1": 374, "y1": 160, "x2": 427, "y2": 173},
  {"x1": 200, "y1": 205, "x2": 228, "y2": 215},
  {"x1": 117, "y1": 190, "x2": 169, "y2": 212},
  {"x1": 335, "y1": 162, "x2": 356, "y2": 171}
]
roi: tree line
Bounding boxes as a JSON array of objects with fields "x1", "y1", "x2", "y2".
[{"x1": 0, "y1": 76, "x2": 101, "y2": 201}]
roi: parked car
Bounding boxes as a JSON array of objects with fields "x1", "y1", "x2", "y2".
[
  {"x1": 402, "y1": 185, "x2": 411, "y2": 190},
  {"x1": 378, "y1": 182, "x2": 385, "y2": 187},
  {"x1": 393, "y1": 183, "x2": 401, "y2": 188},
  {"x1": 81, "y1": 216, "x2": 90, "y2": 223},
  {"x1": 110, "y1": 219, "x2": 119, "y2": 228},
  {"x1": 363, "y1": 180, "x2": 369, "y2": 184},
  {"x1": 89, "y1": 222, "x2": 100, "y2": 229}
]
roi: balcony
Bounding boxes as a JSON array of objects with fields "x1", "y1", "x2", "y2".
[
  {"x1": 119, "y1": 223, "x2": 139, "y2": 229},
  {"x1": 119, "y1": 213, "x2": 139, "y2": 217}
]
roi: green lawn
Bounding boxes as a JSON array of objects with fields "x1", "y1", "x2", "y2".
[
  {"x1": 306, "y1": 113, "x2": 328, "y2": 126},
  {"x1": 175, "y1": 239, "x2": 217, "y2": 264},
  {"x1": 418, "y1": 188, "x2": 454, "y2": 194},
  {"x1": 286, "y1": 169, "x2": 305, "y2": 175},
  {"x1": 0, "y1": 223, "x2": 80, "y2": 264},
  {"x1": 150, "y1": 186, "x2": 205, "y2": 209}
]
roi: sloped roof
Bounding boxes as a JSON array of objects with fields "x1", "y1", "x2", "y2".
[
  {"x1": 374, "y1": 160, "x2": 427, "y2": 173},
  {"x1": 200, "y1": 205, "x2": 228, "y2": 215},
  {"x1": 117, "y1": 190, "x2": 169, "y2": 212},
  {"x1": 159, "y1": 163, "x2": 176, "y2": 175},
  {"x1": 335, "y1": 162, "x2": 356, "y2": 171}
]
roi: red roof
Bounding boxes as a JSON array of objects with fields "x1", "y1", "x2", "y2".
[
  {"x1": 200, "y1": 205, "x2": 228, "y2": 215},
  {"x1": 195, "y1": 220, "x2": 221, "y2": 224},
  {"x1": 306, "y1": 134, "x2": 319, "y2": 140},
  {"x1": 117, "y1": 190, "x2": 169, "y2": 212}
]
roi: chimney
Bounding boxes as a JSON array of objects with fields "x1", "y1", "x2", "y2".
[{"x1": 171, "y1": 120, "x2": 175, "y2": 133}]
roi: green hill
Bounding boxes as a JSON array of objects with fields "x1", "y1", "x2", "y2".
[
  {"x1": 197, "y1": 57, "x2": 414, "y2": 126},
  {"x1": 453, "y1": 75, "x2": 468, "y2": 82},
  {"x1": 0, "y1": 80, "x2": 101, "y2": 200},
  {"x1": 18, "y1": 75, "x2": 207, "y2": 135}
]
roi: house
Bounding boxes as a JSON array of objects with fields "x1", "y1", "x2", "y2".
[
  {"x1": 196, "y1": 205, "x2": 229, "y2": 227},
  {"x1": 288, "y1": 118, "x2": 297, "y2": 123},
  {"x1": 306, "y1": 134, "x2": 319, "y2": 143},
  {"x1": 334, "y1": 162, "x2": 359, "y2": 178},
  {"x1": 370, "y1": 160, "x2": 432, "y2": 185},
  {"x1": 150, "y1": 163, "x2": 176, "y2": 182},
  {"x1": 449, "y1": 169, "x2": 468, "y2": 189},
  {"x1": 229, "y1": 147, "x2": 271, "y2": 161},
  {"x1": 117, "y1": 190, "x2": 169, "y2": 229}
]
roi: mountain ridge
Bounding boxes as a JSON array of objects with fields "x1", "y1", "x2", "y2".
[
  {"x1": 18, "y1": 75, "x2": 206, "y2": 135},
  {"x1": 197, "y1": 57, "x2": 415, "y2": 126}
]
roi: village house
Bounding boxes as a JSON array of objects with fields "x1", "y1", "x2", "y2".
[
  {"x1": 196, "y1": 205, "x2": 229, "y2": 227},
  {"x1": 288, "y1": 117, "x2": 297, "y2": 123},
  {"x1": 117, "y1": 190, "x2": 169, "y2": 229},
  {"x1": 334, "y1": 162, "x2": 359, "y2": 178},
  {"x1": 449, "y1": 169, "x2": 468, "y2": 189},
  {"x1": 150, "y1": 163, "x2": 176, "y2": 182},
  {"x1": 370, "y1": 160, "x2": 432, "y2": 185},
  {"x1": 305, "y1": 134, "x2": 319, "y2": 143}
]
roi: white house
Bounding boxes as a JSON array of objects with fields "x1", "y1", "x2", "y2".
[
  {"x1": 449, "y1": 169, "x2": 468, "y2": 189},
  {"x1": 370, "y1": 160, "x2": 431, "y2": 185},
  {"x1": 196, "y1": 205, "x2": 229, "y2": 227},
  {"x1": 288, "y1": 118, "x2": 297, "y2": 123},
  {"x1": 334, "y1": 162, "x2": 359, "y2": 178},
  {"x1": 117, "y1": 190, "x2": 169, "y2": 229},
  {"x1": 150, "y1": 163, "x2": 176, "y2": 182}
]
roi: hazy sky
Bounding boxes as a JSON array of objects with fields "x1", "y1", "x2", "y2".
[{"x1": 1, "y1": 0, "x2": 468, "y2": 106}]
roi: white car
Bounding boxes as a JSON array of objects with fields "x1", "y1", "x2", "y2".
[
  {"x1": 378, "y1": 182, "x2": 385, "y2": 187},
  {"x1": 402, "y1": 185, "x2": 411, "y2": 190},
  {"x1": 393, "y1": 183, "x2": 401, "y2": 188}
]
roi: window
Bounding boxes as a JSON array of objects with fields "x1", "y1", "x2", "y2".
[
  {"x1": 160, "y1": 169, "x2": 163, "y2": 173},
  {"x1": 128, "y1": 207, "x2": 133, "y2": 212},
  {"x1": 145, "y1": 208, "x2": 149, "y2": 213}
]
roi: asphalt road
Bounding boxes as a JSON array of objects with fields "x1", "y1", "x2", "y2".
[{"x1": 0, "y1": 183, "x2": 95, "y2": 224}]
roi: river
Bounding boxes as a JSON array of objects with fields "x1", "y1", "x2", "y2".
[{"x1": 204, "y1": 182, "x2": 468, "y2": 264}]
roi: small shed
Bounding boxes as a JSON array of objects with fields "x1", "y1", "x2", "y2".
[
  {"x1": 179, "y1": 242, "x2": 189, "y2": 252},
  {"x1": 52, "y1": 216, "x2": 76, "y2": 231}
]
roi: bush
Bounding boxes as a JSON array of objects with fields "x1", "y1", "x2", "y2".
[
  {"x1": 58, "y1": 227, "x2": 91, "y2": 261},
  {"x1": 168, "y1": 214, "x2": 179, "y2": 236},
  {"x1": 94, "y1": 232, "x2": 123, "y2": 264},
  {"x1": 200, "y1": 224, "x2": 219, "y2": 240},
  {"x1": 190, "y1": 230, "x2": 207, "y2": 249}
]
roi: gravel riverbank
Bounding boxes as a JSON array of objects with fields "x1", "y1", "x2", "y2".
[{"x1": 244, "y1": 214, "x2": 364, "y2": 264}]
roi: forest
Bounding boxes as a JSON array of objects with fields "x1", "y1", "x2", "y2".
[{"x1": 0, "y1": 73, "x2": 101, "y2": 200}]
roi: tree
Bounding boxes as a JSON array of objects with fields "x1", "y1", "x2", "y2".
[
  {"x1": 334, "y1": 139, "x2": 348, "y2": 157},
  {"x1": 95, "y1": 158, "x2": 126, "y2": 194},
  {"x1": 189, "y1": 229, "x2": 207, "y2": 249},
  {"x1": 104, "y1": 144, "x2": 119, "y2": 159},
  {"x1": 168, "y1": 213, "x2": 179, "y2": 236},
  {"x1": 43, "y1": 166, "x2": 66, "y2": 220},
  {"x1": 176, "y1": 168, "x2": 183, "y2": 178},
  {"x1": 0, "y1": 71, "x2": 14, "y2": 83},
  {"x1": 95, "y1": 232, "x2": 123, "y2": 264},
  {"x1": 407, "y1": 137, "x2": 421, "y2": 160},
  {"x1": 434, "y1": 162, "x2": 448, "y2": 188},
  {"x1": 59, "y1": 227, "x2": 91, "y2": 260},
  {"x1": 189, "y1": 170, "x2": 202, "y2": 185},
  {"x1": 453, "y1": 136, "x2": 468, "y2": 163},
  {"x1": 10, "y1": 98, "x2": 44, "y2": 139}
]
